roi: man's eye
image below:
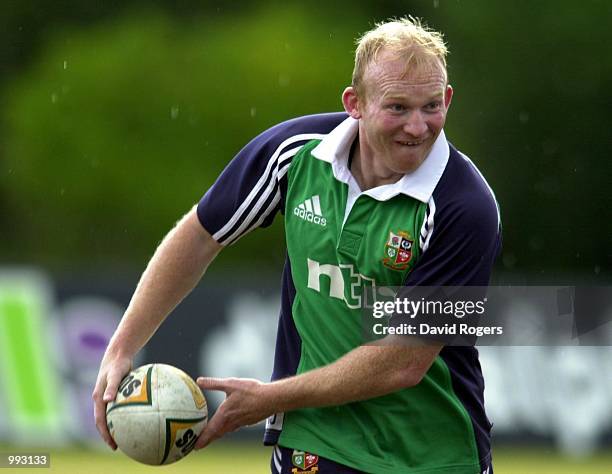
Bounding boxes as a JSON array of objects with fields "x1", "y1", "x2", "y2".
[
  {"x1": 389, "y1": 104, "x2": 405, "y2": 112},
  {"x1": 425, "y1": 102, "x2": 441, "y2": 111}
]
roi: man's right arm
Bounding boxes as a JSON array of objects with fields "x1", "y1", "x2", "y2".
[
  {"x1": 92, "y1": 206, "x2": 222, "y2": 449},
  {"x1": 92, "y1": 114, "x2": 347, "y2": 448}
]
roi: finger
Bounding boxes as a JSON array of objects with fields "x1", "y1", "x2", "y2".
[
  {"x1": 194, "y1": 420, "x2": 228, "y2": 450},
  {"x1": 92, "y1": 385, "x2": 117, "y2": 450},
  {"x1": 196, "y1": 376, "x2": 233, "y2": 393},
  {"x1": 103, "y1": 371, "x2": 123, "y2": 403},
  {"x1": 194, "y1": 406, "x2": 230, "y2": 450},
  {"x1": 94, "y1": 401, "x2": 117, "y2": 450},
  {"x1": 194, "y1": 426, "x2": 217, "y2": 450}
]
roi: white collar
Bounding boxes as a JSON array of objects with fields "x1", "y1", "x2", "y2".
[{"x1": 311, "y1": 116, "x2": 449, "y2": 203}]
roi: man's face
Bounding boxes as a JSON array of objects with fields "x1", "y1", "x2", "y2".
[{"x1": 346, "y1": 50, "x2": 453, "y2": 176}]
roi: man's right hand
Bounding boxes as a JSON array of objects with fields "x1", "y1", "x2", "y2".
[
  {"x1": 89, "y1": 207, "x2": 222, "y2": 450},
  {"x1": 92, "y1": 354, "x2": 133, "y2": 450}
]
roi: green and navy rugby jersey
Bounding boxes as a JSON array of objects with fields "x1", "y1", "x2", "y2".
[{"x1": 197, "y1": 113, "x2": 501, "y2": 474}]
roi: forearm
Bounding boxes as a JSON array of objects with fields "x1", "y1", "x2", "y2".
[
  {"x1": 268, "y1": 340, "x2": 442, "y2": 412},
  {"x1": 106, "y1": 206, "x2": 222, "y2": 358},
  {"x1": 194, "y1": 338, "x2": 442, "y2": 449}
]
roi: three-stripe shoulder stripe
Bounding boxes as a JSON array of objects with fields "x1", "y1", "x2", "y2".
[
  {"x1": 222, "y1": 147, "x2": 297, "y2": 246},
  {"x1": 419, "y1": 196, "x2": 436, "y2": 253},
  {"x1": 213, "y1": 133, "x2": 326, "y2": 245}
]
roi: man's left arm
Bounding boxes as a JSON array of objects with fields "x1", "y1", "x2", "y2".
[
  {"x1": 195, "y1": 339, "x2": 441, "y2": 449},
  {"x1": 194, "y1": 151, "x2": 502, "y2": 449}
]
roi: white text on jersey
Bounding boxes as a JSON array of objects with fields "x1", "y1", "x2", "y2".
[{"x1": 294, "y1": 195, "x2": 327, "y2": 227}]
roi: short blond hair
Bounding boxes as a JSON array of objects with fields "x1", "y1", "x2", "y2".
[{"x1": 352, "y1": 17, "x2": 449, "y2": 96}]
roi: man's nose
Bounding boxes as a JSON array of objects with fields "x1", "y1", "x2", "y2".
[{"x1": 403, "y1": 111, "x2": 428, "y2": 136}]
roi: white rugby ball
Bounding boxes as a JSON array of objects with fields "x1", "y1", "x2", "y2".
[{"x1": 106, "y1": 363, "x2": 207, "y2": 465}]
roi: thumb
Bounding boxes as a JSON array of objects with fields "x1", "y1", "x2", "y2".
[
  {"x1": 103, "y1": 376, "x2": 121, "y2": 402},
  {"x1": 196, "y1": 377, "x2": 232, "y2": 394},
  {"x1": 103, "y1": 366, "x2": 131, "y2": 402}
]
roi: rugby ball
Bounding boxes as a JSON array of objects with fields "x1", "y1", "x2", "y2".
[{"x1": 106, "y1": 363, "x2": 207, "y2": 465}]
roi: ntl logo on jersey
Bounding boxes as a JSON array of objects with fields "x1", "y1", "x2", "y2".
[
  {"x1": 294, "y1": 195, "x2": 327, "y2": 227},
  {"x1": 307, "y1": 258, "x2": 376, "y2": 309}
]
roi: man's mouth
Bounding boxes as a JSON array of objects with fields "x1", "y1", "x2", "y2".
[{"x1": 396, "y1": 139, "x2": 425, "y2": 147}]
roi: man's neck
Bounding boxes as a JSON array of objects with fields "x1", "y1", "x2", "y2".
[{"x1": 349, "y1": 140, "x2": 404, "y2": 191}]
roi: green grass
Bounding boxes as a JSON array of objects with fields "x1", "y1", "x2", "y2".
[
  {"x1": 2, "y1": 444, "x2": 611, "y2": 473},
  {"x1": 1, "y1": 442, "x2": 270, "y2": 473}
]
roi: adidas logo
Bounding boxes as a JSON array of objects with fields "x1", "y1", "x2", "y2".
[{"x1": 293, "y1": 195, "x2": 327, "y2": 227}]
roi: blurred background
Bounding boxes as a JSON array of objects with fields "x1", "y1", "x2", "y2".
[{"x1": 0, "y1": 0, "x2": 611, "y2": 472}]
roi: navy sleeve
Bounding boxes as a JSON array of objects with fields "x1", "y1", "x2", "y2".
[
  {"x1": 392, "y1": 150, "x2": 501, "y2": 345},
  {"x1": 197, "y1": 113, "x2": 347, "y2": 246},
  {"x1": 406, "y1": 153, "x2": 501, "y2": 287}
]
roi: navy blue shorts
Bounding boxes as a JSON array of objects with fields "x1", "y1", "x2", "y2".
[{"x1": 270, "y1": 445, "x2": 494, "y2": 474}]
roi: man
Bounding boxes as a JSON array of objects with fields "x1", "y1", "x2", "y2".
[{"x1": 93, "y1": 17, "x2": 500, "y2": 474}]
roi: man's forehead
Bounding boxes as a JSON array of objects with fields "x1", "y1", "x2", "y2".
[
  {"x1": 365, "y1": 64, "x2": 446, "y2": 101},
  {"x1": 365, "y1": 50, "x2": 447, "y2": 87}
]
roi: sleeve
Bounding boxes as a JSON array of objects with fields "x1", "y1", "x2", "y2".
[
  {"x1": 389, "y1": 189, "x2": 502, "y2": 345},
  {"x1": 196, "y1": 116, "x2": 339, "y2": 246},
  {"x1": 407, "y1": 193, "x2": 501, "y2": 288}
]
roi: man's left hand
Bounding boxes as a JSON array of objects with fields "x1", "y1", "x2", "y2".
[{"x1": 194, "y1": 377, "x2": 274, "y2": 450}]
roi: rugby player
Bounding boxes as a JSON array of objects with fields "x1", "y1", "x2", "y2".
[{"x1": 93, "y1": 17, "x2": 500, "y2": 473}]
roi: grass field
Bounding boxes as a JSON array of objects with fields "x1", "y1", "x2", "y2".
[{"x1": 2, "y1": 443, "x2": 611, "y2": 473}]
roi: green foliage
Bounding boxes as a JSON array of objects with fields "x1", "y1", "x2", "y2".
[
  {"x1": 433, "y1": 1, "x2": 612, "y2": 279},
  {"x1": 2, "y1": 1, "x2": 611, "y2": 278},
  {"x1": 2, "y1": 5, "x2": 360, "y2": 268}
]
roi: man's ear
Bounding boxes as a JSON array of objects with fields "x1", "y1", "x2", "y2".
[
  {"x1": 444, "y1": 84, "x2": 453, "y2": 110},
  {"x1": 342, "y1": 86, "x2": 362, "y2": 119}
]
